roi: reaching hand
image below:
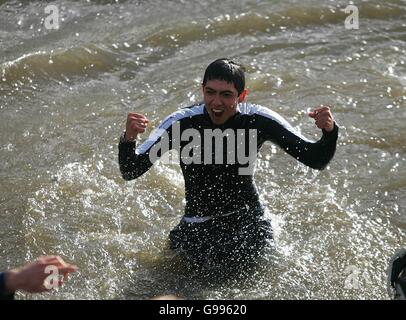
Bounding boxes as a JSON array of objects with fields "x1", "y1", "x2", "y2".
[
  {"x1": 5, "y1": 256, "x2": 78, "y2": 293},
  {"x1": 308, "y1": 106, "x2": 335, "y2": 132}
]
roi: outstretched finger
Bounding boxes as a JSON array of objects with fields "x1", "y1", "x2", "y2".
[
  {"x1": 45, "y1": 256, "x2": 67, "y2": 267},
  {"x1": 59, "y1": 264, "x2": 78, "y2": 274}
]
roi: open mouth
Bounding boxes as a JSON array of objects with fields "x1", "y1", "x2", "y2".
[{"x1": 212, "y1": 108, "x2": 224, "y2": 118}]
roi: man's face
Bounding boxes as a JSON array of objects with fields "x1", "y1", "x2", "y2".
[{"x1": 202, "y1": 79, "x2": 240, "y2": 125}]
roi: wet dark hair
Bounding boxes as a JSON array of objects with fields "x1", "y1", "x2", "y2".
[{"x1": 202, "y1": 58, "x2": 245, "y2": 95}]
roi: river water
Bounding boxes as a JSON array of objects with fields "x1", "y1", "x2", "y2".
[{"x1": 0, "y1": 0, "x2": 405, "y2": 299}]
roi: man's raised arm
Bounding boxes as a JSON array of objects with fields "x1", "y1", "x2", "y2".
[{"x1": 260, "y1": 105, "x2": 338, "y2": 170}]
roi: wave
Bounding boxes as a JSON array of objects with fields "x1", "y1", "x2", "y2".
[
  {"x1": 0, "y1": 44, "x2": 118, "y2": 85},
  {"x1": 144, "y1": 3, "x2": 406, "y2": 48}
]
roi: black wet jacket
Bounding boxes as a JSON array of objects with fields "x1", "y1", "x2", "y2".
[{"x1": 119, "y1": 103, "x2": 338, "y2": 217}]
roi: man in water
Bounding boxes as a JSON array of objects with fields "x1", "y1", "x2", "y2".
[{"x1": 118, "y1": 58, "x2": 338, "y2": 269}]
